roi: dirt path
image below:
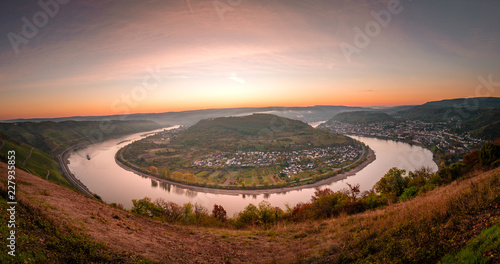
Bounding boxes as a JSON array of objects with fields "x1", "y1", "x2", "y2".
[
  {"x1": 57, "y1": 146, "x2": 94, "y2": 198},
  {"x1": 22, "y1": 146, "x2": 34, "y2": 167}
]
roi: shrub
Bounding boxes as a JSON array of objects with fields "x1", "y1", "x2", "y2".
[
  {"x1": 193, "y1": 203, "x2": 210, "y2": 223},
  {"x1": 480, "y1": 142, "x2": 500, "y2": 168},
  {"x1": 463, "y1": 150, "x2": 480, "y2": 170},
  {"x1": 310, "y1": 188, "x2": 350, "y2": 219},
  {"x1": 258, "y1": 201, "x2": 277, "y2": 226},
  {"x1": 399, "y1": 186, "x2": 419, "y2": 202},
  {"x1": 342, "y1": 200, "x2": 366, "y2": 215},
  {"x1": 109, "y1": 203, "x2": 124, "y2": 210},
  {"x1": 131, "y1": 197, "x2": 163, "y2": 218},
  {"x1": 408, "y1": 167, "x2": 434, "y2": 189},
  {"x1": 361, "y1": 192, "x2": 387, "y2": 210},
  {"x1": 212, "y1": 204, "x2": 227, "y2": 222},
  {"x1": 289, "y1": 202, "x2": 312, "y2": 222},
  {"x1": 155, "y1": 199, "x2": 183, "y2": 222},
  {"x1": 374, "y1": 167, "x2": 409, "y2": 199},
  {"x1": 182, "y1": 203, "x2": 194, "y2": 223},
  {"x1": 234, "y1": 204, "x2": 259, "y2": 228},
  {"x1": 93, "y1": 193, "x2": 103, "y2": 201}
]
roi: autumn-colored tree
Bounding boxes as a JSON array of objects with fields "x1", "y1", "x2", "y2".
[
  {"x1": 212, "y1": 204, "x2": 227, "y2": 222},
  {"x1": 463, "y1": 150, "x2": 480, "y2": 169},
  {"x1": 171, "y1": 171, "x2": 184, "y2": 181},
  {"x1": 345, "y1": 183, "x2": 361, "y2": 201},
  {"x1": 311, "y1": 188, "x2": 334, "y2": 201},
  {"x1": 150, "y1": 166, "x2": 158, "y2": 175}
]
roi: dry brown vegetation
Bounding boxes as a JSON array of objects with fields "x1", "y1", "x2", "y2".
[{"x1": 1, "y1": 161, "x2": 499, "y2": 263}]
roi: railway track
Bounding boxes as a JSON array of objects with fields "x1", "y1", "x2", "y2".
[{"x1": 57, "y1": 146, "x2": 95, "y2": 198}]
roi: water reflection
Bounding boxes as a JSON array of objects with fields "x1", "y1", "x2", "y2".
[
  {"x1": 160, "y1": 182, "x2": 171, "y2": 192},
  {"x1": 151, "y1": 179, "x2": 158, "y2": 188},
  {"x1": 185, "y1": 189, "x2": 198, "y2": 198},
  {"x1": 174, "y1": 187, "x2": 185, "y2": 195}
]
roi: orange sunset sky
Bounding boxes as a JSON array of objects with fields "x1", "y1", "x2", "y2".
[{"x1": 1, "y1": 0, "x2": 499, "y2": 120}]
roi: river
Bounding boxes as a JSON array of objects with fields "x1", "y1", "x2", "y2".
[{"x1": 67, "y1": 127, "x2": 438, "y2": 216}]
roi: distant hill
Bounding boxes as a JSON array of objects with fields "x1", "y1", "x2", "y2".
[
  {"x1": 0, "y1": 120, "x2": 161, "y2": 154},
  {"x1": 327, "y1": 111, "x2": 395, "y2": 124},
  {"x1": 411, "y1": 97, "x2": 500, "y2": 110},
  {"x1": 2, "y1": 106, "x2": 370, "y2": 126},
  {"x1": 398, "y1": 97, "x2": 500, "y2": 122},
  {"x1": 186, "y1": 113, "x2": 314, "y2": 136},
  {"x1": 397, "y1": 97, "x2": 500, "y2": 139}
]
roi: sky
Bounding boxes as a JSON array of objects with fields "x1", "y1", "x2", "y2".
[{"x1": 0, "y1": 0, "x2": 499, "y2": 120}]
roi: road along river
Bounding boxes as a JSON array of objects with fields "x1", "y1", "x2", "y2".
[{"x1": 67, "y1": 127, "x2": 438, "y2": 216}]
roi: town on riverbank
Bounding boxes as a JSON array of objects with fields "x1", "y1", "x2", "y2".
[{"x1": 321, "y1": 120, "x2": 484, "y2": 166}]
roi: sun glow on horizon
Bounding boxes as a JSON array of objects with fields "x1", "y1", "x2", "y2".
[{"x1": 0, "y1": 1, "x2": 499, "y2": 120}]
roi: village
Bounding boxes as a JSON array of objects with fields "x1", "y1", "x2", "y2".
[
  {"x1": 322, "y1": 120, "x2": 483, "y2": 156},
  {"x1": 192, "y1": 145, "x2": 363, "y2": 175}
]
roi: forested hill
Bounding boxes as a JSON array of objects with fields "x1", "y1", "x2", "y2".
[
  {"x1": 0, "y1": 120, "x2": 162, "y2": 154},
  {"x1": 176, "y1": 114, "x2": 353, "y2": 150},
  {"x1": 328, "y1": 111, "x2": 395, "y2": 124},
  {"x1": 397, "y1": 97, "x2": 500, "y2": 140},
  {"x1": 186, "y1": 113, "x2": 314, "y2": 136},
  {"x1": 397, "y1": 97, "x2": 500, "y2": 122},
  {"x1": 410, "y1": 97, "x2": 500, "y2": 109}
]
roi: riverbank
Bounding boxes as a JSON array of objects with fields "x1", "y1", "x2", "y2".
[
  {"x1": 115, "y1": 147, "x2": 376, "y2": 196},
  {"x1": 57, "y1": 143, "x2": 95, "y2": 197}
]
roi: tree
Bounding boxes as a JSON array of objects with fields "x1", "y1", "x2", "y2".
[
  {"x1": 150, "y1": 166, "x2": 158, "y2": 175},
  {"x1": 235, "y1": 204, "x2": 259, "y2": 228},
  {"x1": 258, "y1": 201, "x2": 276, "y2": 225},
  {"x1": 374, "y1": 167, "x2": 408, "y2": 198},
  {"x1": 463, "y1": 150, "x2": 480, "y2": 169},
  {"x1": 131, "y1": 197, "x2": 163, "y2": 218},
  {"x1": 480, "y1": 142, "x2": 500, "y2": 168},
  {"x1": 310, "y1": 188, "x2": 349, "y2": 219},
  {"x1": 408, "y1": 167, "x2": 434, "y2": 189},
  {"x1": 212, "y1": 204, "x2": 227, "y2": 222},
  {"x1": 345, "y1": 183, "x2": 361, "y2": 201}
]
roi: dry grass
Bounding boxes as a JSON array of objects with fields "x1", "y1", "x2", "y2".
[
  {"x1": 291, "y1": 168, "x2": 500, "y2": 263},
  {"x1": 1, "y1": 161, "x2": 498, "y2": 263}
]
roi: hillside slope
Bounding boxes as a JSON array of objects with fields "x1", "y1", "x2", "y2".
[
  {"x1": 0, "y1": 120, "x2": 161, "y2": 154},
  {"x1": 328, "y1": 111, "x2": 395, "y2": 124},
  {"x1": 1, "y1": 162, "x2": 499, "y2": 263},
  {"x1": 0, "y1": 162, "x2": 312, "y2": 263}
]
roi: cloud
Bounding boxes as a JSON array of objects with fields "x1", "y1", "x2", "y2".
[{"x1": 228, "y1": 72, "x2": 249, "y2": 87}]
